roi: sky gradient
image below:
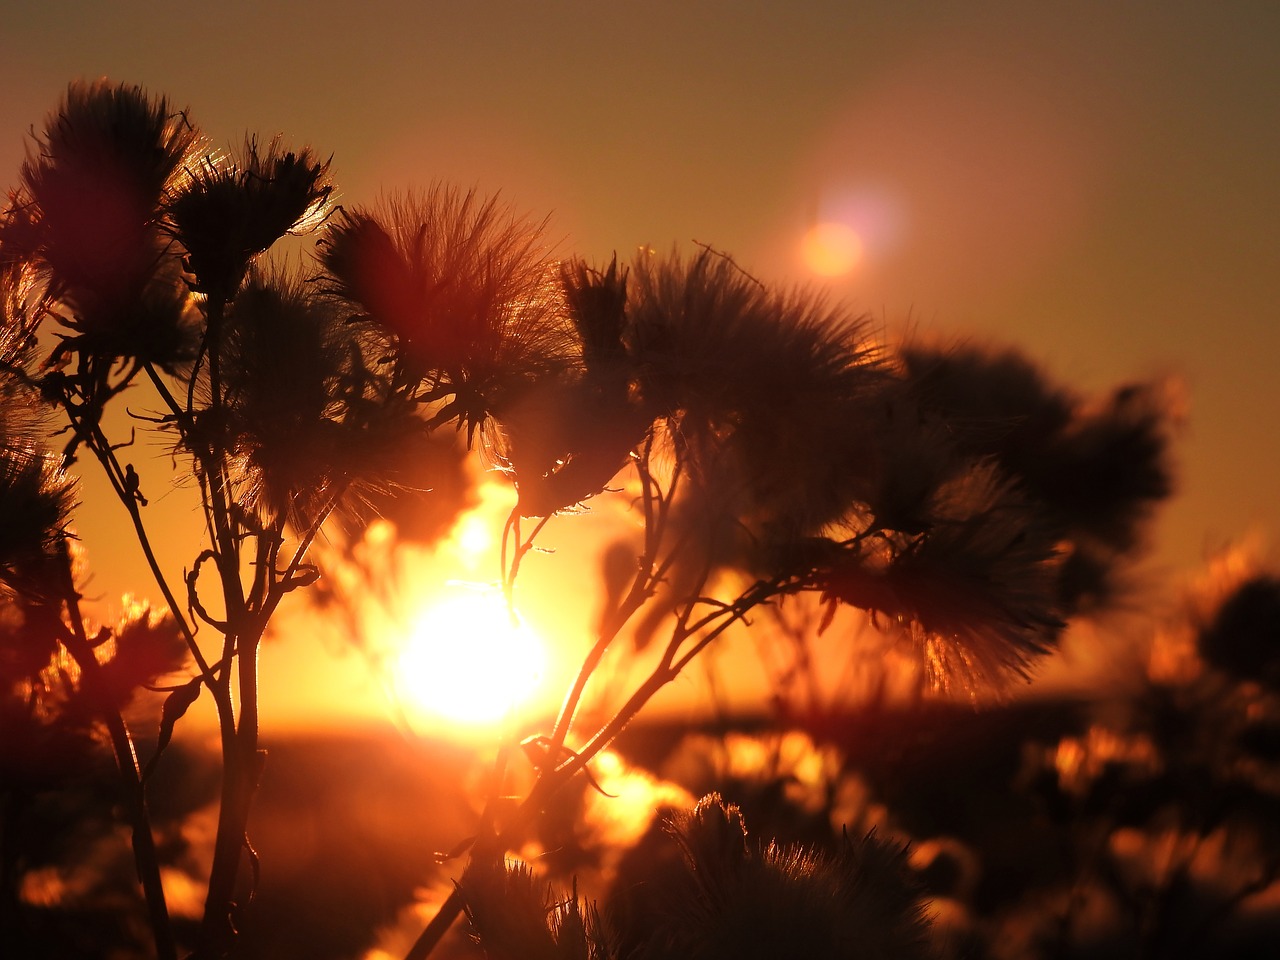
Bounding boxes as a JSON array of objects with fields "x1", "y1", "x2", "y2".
[{"x1": 2, "y1": 2, "x2": 1277, "y2": 715}]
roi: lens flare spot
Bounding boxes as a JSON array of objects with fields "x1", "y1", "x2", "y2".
[
  {"x1": 396, "y1": 584, "x2": 544, "y2": 726},
  {"x1": 801, "y1": 222, "x2": 864, "y2": 277}
]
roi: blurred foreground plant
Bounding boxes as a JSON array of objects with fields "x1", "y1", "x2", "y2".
[
  {"x1": 457, "y1": 792, "x2": 930, "y2": 960},
  {"x1": 0, "y1": 80, "x2": 1176, "y2": 959}
]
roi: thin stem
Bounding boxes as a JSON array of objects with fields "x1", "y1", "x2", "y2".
[
  {"x1": 192, "y1": 289, "x2": 270, "y2": 960},
  {"x1": 502, "y1": 508, "x2": 551, "y2": 605},
  {"x1": 197, "y1": 483, "x2": 346, "y2": 960},
  {"x1": 672, "y1": 580, "x2": 781, "y2": 674},
  {"x1": 404, "y1": 889, "x2": 466, "y2": 960},
  {"x1": 547, "y1": 449, "x2": 685, "y2": 751},
  {"x1": 406, "y1": 576, "x2": 779, "y2": 960},
  {"x1": 55, "y1": 542, "x2": 177, "y2": 960},
  {"x1": 79, "y1": 410, "x2": 207, "y2": 676}
]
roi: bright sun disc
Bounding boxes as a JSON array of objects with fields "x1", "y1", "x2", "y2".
[
  {"x1": 396, "y1": 586, "x2": 544, "y2": 726},
  {"x1": 800, "y1": 222, "x2": 864, "y2": 277}
]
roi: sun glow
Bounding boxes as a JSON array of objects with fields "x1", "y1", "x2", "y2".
[
  {"x1": 394, "y1": 584, "x2": 545, "y2": 727},
  {"x1": 800, "y1": 221, "x2": 864, "y2": 277}
]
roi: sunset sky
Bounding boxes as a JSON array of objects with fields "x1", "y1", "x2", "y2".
[{"x1": 2, "y1": 2, "x2": 1277, "y2": 724}]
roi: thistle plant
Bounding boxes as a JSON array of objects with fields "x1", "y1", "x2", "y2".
[
  {"x1": 0, "y1": 80, "x2": 1175, "y2": 959},
  {"x1": 455, "y1": 793, "x2": 931, "y2": 960},
  {"x1": 313, "y1": 232, "x2": 1169, "y2": 954},
  {"x1": 0, "y1": 80, "x2": 450, "y2": 959}
]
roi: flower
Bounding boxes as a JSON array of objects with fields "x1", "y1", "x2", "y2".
[
  {"x1": 1198, "y1": 573, "x2": 1280, "y2": 687},
  {"x1": 19, "y1": 80, "x2": 198, "y2": 345},
  {"x1": 0, "y1": 241, "x2": 44, "y2": 371},
  {"x1": 458, "y1": 856, "x2": 613, "y2": 960},
  {"x1": 496, "y1": 257, "x2": 653, "y2": 517},
  {"x1": 641, "y1": 793, "x2": 932, "y2": 960},
  {"x1": 199, "y1": 268, "x2": 434, "y2": 533},
  {"x1": 628, "y1": 247, "x2": 887, "y2": 542},
  {"x1": 808, "y1": 465, "x2": 1066, "y2": 690},
  {"x1": 167, "y1": 136, "x2": 332, "y2": 297},
  {"x1": 316, "y1": 187, "x2": 571, "y2": 444},
  {"x1": 899, "y1": 343, "x2": 1175, "y2": 612},
  {"x1": 0, "y1": 444, "x2": 77, "y2": 602}
]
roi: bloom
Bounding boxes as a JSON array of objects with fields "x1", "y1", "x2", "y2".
[
  {"x1": 807, "y1": 465, "x2": 1067, "y2": 689},
  {"x1": 317, "y1": 187, "x2": 571, "y2": 443},
  {"x1": 198, "y1": 268, "x2": 436, "y2": 533},
  {"x1": 19, "y1": 80, "x2": 198, "y2": 353},
  {"x1": 167, "y1": 136, "x2": 332, "y2": 298}
]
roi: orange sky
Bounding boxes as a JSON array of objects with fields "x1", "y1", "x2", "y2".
[{"x1": 3, "y1": 2, "x2": 1278, "y2": 726}]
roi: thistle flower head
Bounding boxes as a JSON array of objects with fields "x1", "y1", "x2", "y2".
[
  {"x1": 629, "y1": 247, "x2": 888, "y2": 553},
  {"x1": 19, "y1": 80, "x2": 198, "y2": 336},
  {"x1": 809, "y1": 464, "x2": 1066, "y2": 690},
  {"x1": 486, "y1": 257, "x2": 653, "y2": 516},
  {"x1": 97, "y1": 601, "x2": 188, "y2": 709},
  {"x1": 646, "y1": 794, "x2": 932, "y2": 960},
  {"x1": 0, "y1": 444, "x2": 77, "y2": 601},
  {"x1": 79, "y1": 255, "x2": 202, "y2": 369},
  {"x1": 561, "y1": 256, "x2": 629, "y2": 369},
  {"x1": 459, "y1": 857, "x2": 616, "y2": 960},
  {"x1": 206, "y1": 269, "x2": 434, "y2": 532},
  {"x1": 168, "y1": 136, "x2": 332, "y2": 297},
  {"x1": 0, "y1": 244, "x2": 44, "y2": 372},
  {"x1": 497, "y1": 375, "x2": 653, "y2": 517},
  {"x1": 900, "y1": 343, "x2": 1175, "y2": 613},
  {"x1": 667, "y1": 792, "x2": 750, "y2": 897},
  {"x1": 316, "y1": 187, "x2": 572, "y2": 443},
  {"x1": 1197, "y1": 574, "x2": 1280, "y2": 687}
]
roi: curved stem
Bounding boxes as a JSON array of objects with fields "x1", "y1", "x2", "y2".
[
  {"x1": 196, "y1": 484, "x2": 345, "y2": 959},
  {"x1": 547, "y1": 451, "x2": 683, "y2": 750}
]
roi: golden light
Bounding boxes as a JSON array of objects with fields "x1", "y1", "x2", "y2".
[
  {"x1": 394, "y1": 584, "x2": 545, "y2": 727},
  {"x1": 800, "y1": 221, "x2": 864, "y2": 277}
]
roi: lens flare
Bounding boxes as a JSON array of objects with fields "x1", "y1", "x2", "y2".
[{"x1": 800, "y1": 222, "x2": 864, "y2": 277}]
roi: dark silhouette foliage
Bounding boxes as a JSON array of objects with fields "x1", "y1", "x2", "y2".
[
  {"x1": 0, "y1": 79, "x2": 1192, "y2": 960},
  {"x1": 1198, "y1": 574, "x2": 1280, "y2": 686},
  {"x1": 457, "y1": 793, "x2": 930, "y2": 960}
]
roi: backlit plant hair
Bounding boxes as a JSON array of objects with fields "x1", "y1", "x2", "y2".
[
  {"x1": 19, "y1": 80, "x2": 198, "y2": 360},
  {"x1": 0, "y1": 80, "x2": 1180, "y2": 960},
  {"x1": 317, "y1": 186, "x2": 573, "y2": 443},
  {"x1": 167, "y1": 136, "x2": 332, "y2": 299}
]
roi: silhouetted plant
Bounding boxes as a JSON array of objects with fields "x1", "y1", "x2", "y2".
[
  {"x1": 1197, "y1": 573, "x2": 1280, "y2": 687},
  {"x1": 0, "y1": 80, "x2": 1182, "y2": 960},
  {"x1": 456, "y1": 793, "x2": 931, "y2": 960},
  {"x1": 0, "y1": 80, "x2": 450, "y2": 960}
]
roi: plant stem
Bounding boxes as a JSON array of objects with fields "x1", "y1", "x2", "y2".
[
  {"x1": 547, "y1": 452, "x2": 683, "y2": 751},
  {"x1": 56, "y1": 542, "x2": 177, "y2": 960},
  {"x1": 190, "y1": 291, "x2": 266, "y2": 959},
  {"x1": 405, "y1": 576, "x2": 777, "y2": 960}
]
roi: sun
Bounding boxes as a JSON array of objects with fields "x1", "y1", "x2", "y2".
[{"x1": 394, "y1": 584, "x2": 545, "y2": 727}]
